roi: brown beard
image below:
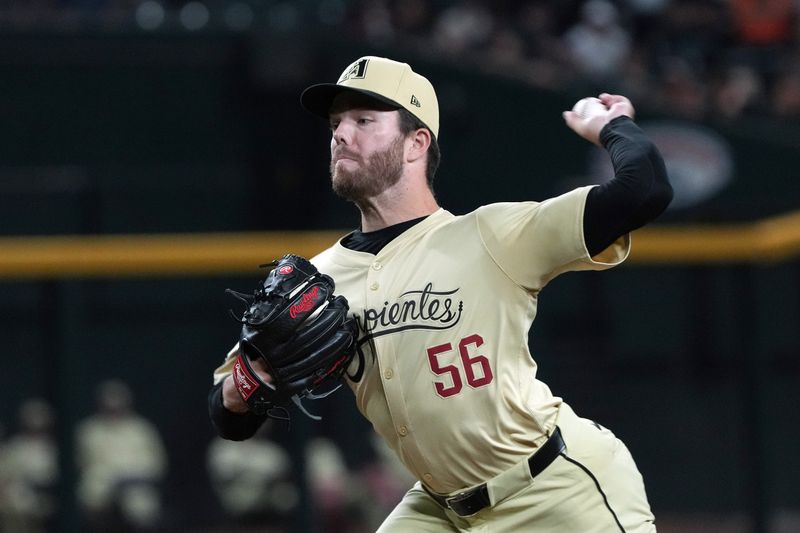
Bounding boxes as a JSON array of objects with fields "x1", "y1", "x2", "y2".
[{"x1": 330, "y1": 135, "x2": 405, "y2": 202}]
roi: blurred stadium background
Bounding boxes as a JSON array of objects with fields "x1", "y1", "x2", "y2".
[{"x1": 0, "y1": 1, "x2": 798, "y2": 532}]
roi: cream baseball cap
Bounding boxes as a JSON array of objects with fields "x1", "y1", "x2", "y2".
[{"x1": 301, "y1": 56, "x2": 440, "y2": 139}]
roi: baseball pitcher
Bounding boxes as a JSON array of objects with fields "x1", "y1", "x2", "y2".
[{"x1": 209, "y1": 56, "x2": 672, "y2": 532}]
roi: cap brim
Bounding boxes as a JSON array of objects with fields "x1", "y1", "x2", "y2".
[{"x1": 300, "y1": 83, "x2": 402, "y2": 120}]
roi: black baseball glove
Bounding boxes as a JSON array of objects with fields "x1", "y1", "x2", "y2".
[{"x1": 227, "y1": 254, "x2": 357, "y2": 420}]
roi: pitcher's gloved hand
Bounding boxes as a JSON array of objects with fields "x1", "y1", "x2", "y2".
[{"x1": 227, "y1": 254, "x2": 357, "y2": 419}]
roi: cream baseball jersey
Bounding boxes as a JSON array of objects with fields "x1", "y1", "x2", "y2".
[
  {"x1": 213, "y1": 186, "x2": 629, "y2": 493},
  {"x1": 310, "y1": 185, "x2": 629, "y2": 494}
]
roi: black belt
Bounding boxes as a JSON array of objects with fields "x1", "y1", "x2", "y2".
[{"x1": 424, "y1": 427, "x2": 566, "y2": 517}]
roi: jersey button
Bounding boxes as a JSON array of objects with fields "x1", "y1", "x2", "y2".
[
  {"x1": 370, "y1": 282, "x2": 379, "y2": 291},
  {"x1": 423, "y1": 473, "x2": 433, "y2": 483},
  {"x1": 398, "y1": 425, "x2": 408, "y2": 436},
  {"x1": 384, "y1": 369, "x2": 393, "y2": 379},
  {"x1": 372, "y1": 261, "x2": 382, "y2": 271}
]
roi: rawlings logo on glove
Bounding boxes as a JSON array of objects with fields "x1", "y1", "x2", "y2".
[
  {"x1": 227, "y1": 254, "x2": 357, "y2": 420},
  {"x1": 290, "y1": 286, "x2": 322, "y2": 318},
  {"x1": 233, "y1": 357, "x2": 259, "y2": 401}
]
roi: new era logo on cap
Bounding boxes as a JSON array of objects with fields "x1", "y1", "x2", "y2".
[{"x1": 301, "y1": 56, "x2": 440, "y2": 139}]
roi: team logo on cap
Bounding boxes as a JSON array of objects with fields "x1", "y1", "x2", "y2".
[{"x1": 339, "y1": 58, "x2": 369, "y2": 83}]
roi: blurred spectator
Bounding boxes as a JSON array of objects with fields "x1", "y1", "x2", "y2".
[
  {"x1": 622, "y1": 0, "x2": 670, "y2": 45},
  {"x1": 730, "y1": 0, "x2": 796, "y2": 47},
  {"x1": 712, "y1": 64, "x2": 766, "y2": 120},
  {"x1": 359, "y1": 0, "x2": 395, "y2": 45},
  {"x1": 305, "y1": 437, "x2": 366, "y2": 533},
  {"x1": 75, "y1": 379, "x2": 167, "y2": 532},
  {"x1": 651, "y1": 0, "x2": 730, "y2": 81},
  {"x1": 771, "y1": 70, "x2": 800, "y2": 119},
  {"x1": 516, "y1": 1, "x2": 559, "y2": 50},
  {"x1": 0, "y1": 399, "x2": 58, "y2": 533},
  {"x1": 389, "y1": 0, "x2": 434, "y2": 40},
  {"x1": 513, "y1": 1, "x2": 567, "y2": 88},
  {"x1": 432, "y1": 0, "x2": 495, "y2": 56},
  {"x1": 656, "y1": 56, "x2": 710, "y2": 119},
  {"x1": 483, "y1": 25, "x2": 528, "y2": 71},
  {"x1": 727, "y1": 0, "x2": 796, "y2": 84},
  {"x1": 615, "y1": 44, "x2": 656, "y2": 102},
  {"x1": 206, "y1": 422, "x2": 297, "y2": 533},
  {"x1": 563, "y1": 0, "x2": 632, "y2": 81}
]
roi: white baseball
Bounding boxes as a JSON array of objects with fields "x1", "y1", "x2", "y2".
[{"x1": 572, "y1": 97, "x2": 608, "y2": 118}]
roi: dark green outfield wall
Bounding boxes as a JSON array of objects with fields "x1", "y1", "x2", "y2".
[{"x1": 0, "y1": 32, "x2": 797, "y2": 532}]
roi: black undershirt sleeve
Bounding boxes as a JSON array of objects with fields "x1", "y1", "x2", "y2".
[
  {"x1": 208, "y1": 381, "x2": 268, "y2": 441},
  {"x1": 584, "y1": 116, "x2": 673, "y2": 257}
]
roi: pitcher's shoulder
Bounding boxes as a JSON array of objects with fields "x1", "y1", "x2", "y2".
[{"x1": 311, "y1": 242, "x2": 340, "y2": 271}]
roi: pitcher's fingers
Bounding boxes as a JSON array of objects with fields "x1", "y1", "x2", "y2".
[
  {"x1": 598, "y1": 93, "x2": 627, "y2": 106},
  {"x1": 600, "y1": 94, "x2": 634, "y2": 119},
  {"x1": 249, "y1": 357, "x2": 274, "y2": 382},
  {"x1": 562, "y1": 110, "x2": 581, "y2": 130}
]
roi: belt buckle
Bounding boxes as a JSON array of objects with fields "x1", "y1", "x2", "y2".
[{"x1": 445, "y1": 486, "x2": 489, "y2": 517}]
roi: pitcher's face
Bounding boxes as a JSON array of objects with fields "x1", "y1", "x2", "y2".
[{"x1": 328, "y1": 93, "x2": 406, "y2": 201}]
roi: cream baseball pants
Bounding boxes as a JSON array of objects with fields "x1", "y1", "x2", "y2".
[{"x1": 377, "y1": 402, "x2": 656, "y2": 532}]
